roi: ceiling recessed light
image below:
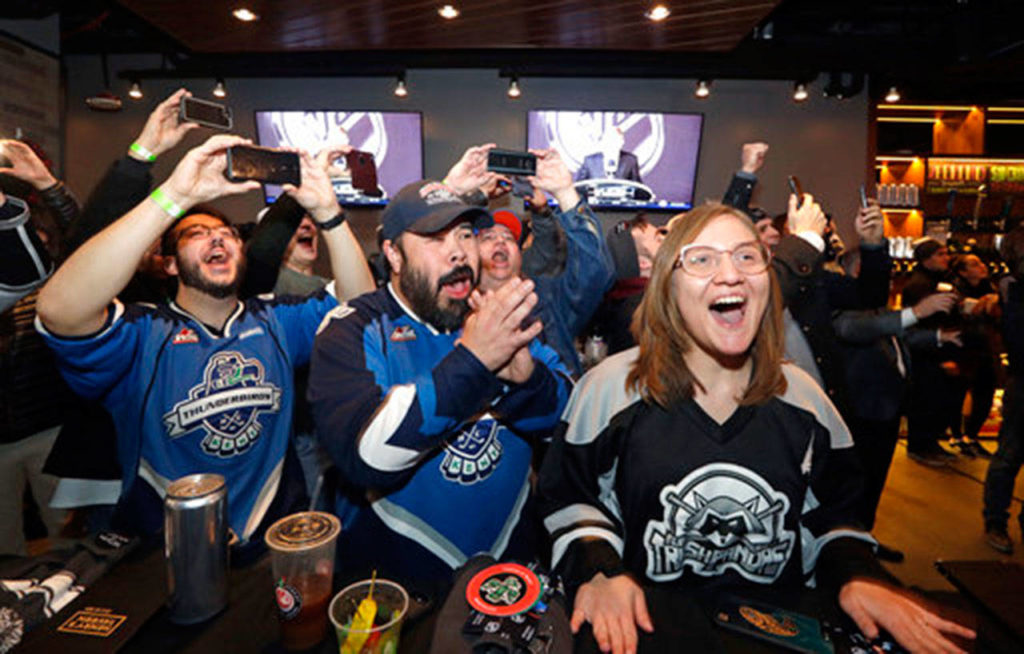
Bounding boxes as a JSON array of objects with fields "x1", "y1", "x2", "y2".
[
  {"x1": 645, "y1": 4, "x2": 671, "y2": 21},
  {"x1": 438, "y1": 5, "x2": 459, "y2": 19},
  {"x1": 232, "y1": 8, "x2": 258, "y2": 22}
]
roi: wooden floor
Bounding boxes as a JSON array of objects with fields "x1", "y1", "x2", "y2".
[{"x1": 873, "y1": 437, "x2": 1024, "y2": 590}]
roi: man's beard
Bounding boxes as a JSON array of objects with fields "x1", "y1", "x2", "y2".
[
  {"x1": 399, "y1": 263, "x2": 475, "y2": 332},
  {"x1": 176, "y1": 256, "x2": 246, "y2": 299}
]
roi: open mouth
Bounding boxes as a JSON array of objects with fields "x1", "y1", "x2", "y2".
[
  {"x1": 709, "y1": 295, "x2": 747, "y2": 327},
  {"x1": 489, "y1": 250, "x2": 509, "y2": 268},
  {"x1": 438, "y1": 266, "x2": 474, "y2": 300}
]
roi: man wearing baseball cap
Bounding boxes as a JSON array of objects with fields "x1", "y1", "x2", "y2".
[
  {"x1": 308, "y1": 179, "x2": 572, "y2": 597},
  {"x1": 470, "y1": 148, "x2": 614, "y2": 376}
]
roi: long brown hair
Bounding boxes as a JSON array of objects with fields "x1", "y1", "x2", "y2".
[{"x1": 626, "y1": 203, "x2": 786, "y2": 408}]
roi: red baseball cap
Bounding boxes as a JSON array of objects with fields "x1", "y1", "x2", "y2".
[{"x1": 490, "y1": 209, "x2": 522, "y2": 242}]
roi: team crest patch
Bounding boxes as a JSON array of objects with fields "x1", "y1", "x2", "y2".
[
  {"x1": 643, "y1": 462, "x2": 795, "y2": 584},
  {"x1": 163, "y1": 351, "x2": 282, "y2": 458},
  {"x1": 389, "y1": 325, "x2": 416, "y2": 342},
  {"x1": 440, "y1": 417, "x2": 504, "y2": 484},
  {"x1": 172, "y1": 327, "x2": 199, "y2": 345}
]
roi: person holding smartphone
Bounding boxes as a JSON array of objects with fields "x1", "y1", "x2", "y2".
[{"x1": 35, "y1": 134, "x2": 372, "y2": 548}]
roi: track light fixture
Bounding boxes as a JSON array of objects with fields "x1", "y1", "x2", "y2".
[
  {"x1": 394, "y1": 75, "x2": 408, "y2": 98},
  {"x1": 128, "y1": 80, "x2": 143, "y2": 100},
  {"x1": 695, "y1": 80, "x2": 711, "y2": 99},
  {"x1": 885, "y1": 86, "x2": 901, "y2": 103},
  {"x1": 213, "y1": 79, "x2": 227, "y2": 98},
  {"x1": 507, "y1": 77, "x2": 521, "y2": 99},
  {"x1": 793, "y1": 82, "x2": 808, "y2": 102}
]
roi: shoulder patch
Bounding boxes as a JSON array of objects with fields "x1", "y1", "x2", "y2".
[{"x1": 316, "y1": 303, "x2": 357, "y2": 335}]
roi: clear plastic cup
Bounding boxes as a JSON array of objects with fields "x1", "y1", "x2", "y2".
[
  {"x1": 329, "y1": 579, "x2": 408, "y2": 654},
  {"x1": 265, "y1": 511, "x2": 341, "y2": 650}
]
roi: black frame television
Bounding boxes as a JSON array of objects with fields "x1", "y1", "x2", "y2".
[
  {"x1": 253, "y1": 110, "x2": 424, "y2": 206},
  {"x1": 527, "y1": 109, "x2": 704, "y2": 211}
]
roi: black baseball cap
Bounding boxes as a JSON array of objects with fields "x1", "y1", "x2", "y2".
[{"x1": 380, "y1": 180, "x2": 493, "y2": 242}]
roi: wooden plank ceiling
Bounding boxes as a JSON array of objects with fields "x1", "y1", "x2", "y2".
[{"x1": 116, "y1": 0, "x2": 781, "y2": 53}]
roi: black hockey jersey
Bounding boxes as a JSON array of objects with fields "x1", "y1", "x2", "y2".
[{"x1": 538, "y1": 348, "x2": 878, "y2": 593}]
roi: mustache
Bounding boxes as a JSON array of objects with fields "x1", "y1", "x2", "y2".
[{"x1": 437, "y1": 264, "x2": 475, "y2": 290}]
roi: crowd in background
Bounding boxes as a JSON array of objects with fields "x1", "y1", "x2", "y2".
[{"x1": 5, "y1": 89, "x2": 1024, "y2": 653}]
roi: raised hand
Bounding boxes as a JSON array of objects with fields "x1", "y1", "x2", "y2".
[
  {"x1": 912, "y1": 292, "x2": 957, "y2": 319},
  {"x1": 528, "y1": 148, "x2": 578, "y2": 209},
  {"x1": 285, "y1": 149, "x2": 342, "y2": 223},
  {"x1": 160, "y1": 134, "x2": 260, "y2": 209},
  {"x1": 839, "y1": 580, "x2": 974, "y2": 654},
  {"x1": 855, "y1": 198, "x2": 885, "y2": 246},
  {"x1": 740, "y1": 142, "x2": 769, "y2": 175},
  {"x1": 459, "y1": 277, "x2": 543, "y2": 372},
  {"x1": 443, "y1": 143, "x2": 496, "y2": 196},
  {"x1": 787, "y1": 193, "x2": 827, "y2": 238},
  {"x1": 0, "y1": 140, "x2": 57, "y2": 190},
  {"x1": 572, "y1": 573, "x2": 654, "y2": 654},
  {"x1": 131, "y1": 88, "x2": 198, "y2": 160}
]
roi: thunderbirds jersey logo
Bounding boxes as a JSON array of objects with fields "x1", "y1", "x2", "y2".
[
  {"x1": 643, "y1": 463, "x2": 795, "y2": 584},
  {"x1": 440, "y1": 416, "x2": 504, "y2": 485},
  {"x1": 163, "y1": 351, "x2": 282, "y2": 458}
]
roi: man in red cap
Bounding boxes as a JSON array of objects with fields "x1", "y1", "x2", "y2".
[{"x1": 456, "y1": 147, "x2": 614, "y2": 376}]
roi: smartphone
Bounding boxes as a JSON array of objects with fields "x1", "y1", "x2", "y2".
[
  {"x1": 179, "y1": 96, "x2": 233, "y2": 130},
  {"x1": 788, "y1": 175, "x2": 805, "y2": 208},
  {"x1": 345, "y1": 150, "x2": 383, "y2": 197},
  {"x1": 487, "y1": 149, "x2": 537, "y2": 177},
  {"x1": 225, "y1": 145, "x2": 300, "y2": 186},
  {"x1": 858, "y1": 184, "x2": 869, "y2": 209}
]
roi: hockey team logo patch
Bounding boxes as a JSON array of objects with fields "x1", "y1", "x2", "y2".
[
  {"x1": 643, "y1": 462, "x2": 794, "y2": 584},
  {"x1": 440, "y1": 417, "x2": 504, "y2": 485},
  {"x1": 163, "y1": 351, "x2": 282, "y2": 458}
]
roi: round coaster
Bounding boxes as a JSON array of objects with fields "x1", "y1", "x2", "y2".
[{"x1": 465, "y1": 563, "x2": 543, "y2": 617}]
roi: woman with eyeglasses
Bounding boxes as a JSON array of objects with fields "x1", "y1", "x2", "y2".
[{"x1": 538, "y1": 203, "x2": 974, "y2": 654}]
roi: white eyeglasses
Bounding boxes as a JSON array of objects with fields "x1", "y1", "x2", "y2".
[{"x1": 674, "y1": 242, "x2": 771, "y2": 277}]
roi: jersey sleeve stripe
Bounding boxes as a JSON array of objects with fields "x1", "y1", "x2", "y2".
[
  {"x1": 800, "y1": 526, "x2": 877, "y2": 577},
  {"x1": 356, "y1": 383, "x2": 423, "y2": 472},
  {"x1": 544, "y1": 502, "x2": 618, "y2": 534},
  {"x1": 552, "y1": 526, "x2": 624, "y2": 568}
]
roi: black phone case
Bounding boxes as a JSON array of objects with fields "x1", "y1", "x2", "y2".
[
  {"x1": 225, "y1": 146, "x2": 300, "y2": 186},
  {"x1": 488, "y1": 149, "x2": 537, "y2": 176},
  {"x1": 178, "y1": 97, "x2": 233, "y2": 131}
]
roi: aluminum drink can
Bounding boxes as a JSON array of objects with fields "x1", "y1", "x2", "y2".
[{"x1": 164, "y1": 473, "x2": 229, "y2": 624}]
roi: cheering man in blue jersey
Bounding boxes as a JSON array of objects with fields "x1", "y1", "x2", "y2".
[
  {"x1": 309, "y1": 180, "x2": 572, "y2": 597},
  {"x1": 35, "y1": 134, "x2": 374, "y2": 548}
]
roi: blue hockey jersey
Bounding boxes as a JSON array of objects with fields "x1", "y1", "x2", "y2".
[
  {"x1": 37, "y1": 290, "x2": 337, "y2": 542},
  {"x1": 308, "y1": 284, "x2": 572, "y2": 590}
]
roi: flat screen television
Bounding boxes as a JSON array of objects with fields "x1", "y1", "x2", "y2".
[
  {"x1": 253, "y1": 110, "x2": 423, "y2": 206},
  {"x1": 527, "y1": 110, "x2": 703, "y2": 211}
]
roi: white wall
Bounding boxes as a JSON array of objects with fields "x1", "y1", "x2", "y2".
[{"x1": 62, "y1": 56, "x2": 870, "y2": 248}]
